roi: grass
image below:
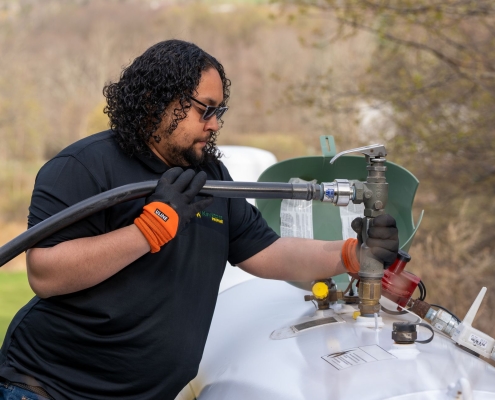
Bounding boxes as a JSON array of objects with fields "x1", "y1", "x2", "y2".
[{"x1": 0, "y1": 272, "x2": 35, "y2": 346}]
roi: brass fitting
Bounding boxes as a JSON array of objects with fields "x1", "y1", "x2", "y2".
[{"x1": 358, "y1": 277, "x2": 382, "y2": 315}]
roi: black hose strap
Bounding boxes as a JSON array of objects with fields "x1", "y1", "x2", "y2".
[{"x1": 415, "y1": 322, "x2": 435, "y2": 344}]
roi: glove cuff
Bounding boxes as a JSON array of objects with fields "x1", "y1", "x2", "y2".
[
  {"x1": 342, "y1": 238, "x2": 360, "y2": 274},
  {"x1": 134, "y1": 202, "x2": 179, "y2": 253}
]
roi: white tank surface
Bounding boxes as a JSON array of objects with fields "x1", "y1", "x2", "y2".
[{"x1": 188, "y1": 278, "x2": 495, "y2": 400}]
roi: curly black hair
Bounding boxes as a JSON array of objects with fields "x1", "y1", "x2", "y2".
[{"x1": 103, "y1": 39, "x2": 231, "y2": 163}]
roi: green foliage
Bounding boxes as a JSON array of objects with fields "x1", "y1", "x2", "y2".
[{"x1": 0, "y1": 272, "x2": 34, "y2": 346}]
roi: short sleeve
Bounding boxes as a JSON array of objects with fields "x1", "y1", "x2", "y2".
[
  {"x1": 227, "y1": 198, "x2": 279, "y2": 265},
  {"x1": 28, "y1": 156, "x2": 106, "y2": 248},
  {"x1": 219, "y1": 163, "x2": 279, "y2": 265}
]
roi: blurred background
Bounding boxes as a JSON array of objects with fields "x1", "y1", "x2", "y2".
[{"x1": 0, "y1": 0, "x2": 494, "y2": 340}]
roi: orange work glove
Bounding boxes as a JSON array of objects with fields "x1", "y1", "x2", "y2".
[{"x1": 135, "y1": 167, "x2": 213, "y2": 253}]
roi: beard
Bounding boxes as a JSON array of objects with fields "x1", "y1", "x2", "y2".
[
  {"x1": 165, "y1": 142, "x2": 204, "y2": 167},
  {"x1": 180, "y1": 144, "x2": 205, "y2": 167},
  {"x1": 168, "y1": 131, "x2": 221, "y2": 167},
  {"x1": 152, "y1": 129, "x2": 220, "y2": 167}
]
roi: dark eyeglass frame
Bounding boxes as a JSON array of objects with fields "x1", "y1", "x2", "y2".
[{"x1": 189, "y1": 97, "x2": 228, "y2": 121}]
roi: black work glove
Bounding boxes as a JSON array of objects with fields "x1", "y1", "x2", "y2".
[
  {"x1": 147, "y1": 167, "x2": 214, "y2": 232},
  {"x1": 135, "y1": 167, "x2": 213, "y2": 253},
  {"x1": 351, "y1": 214, "x2": 399, "y2": 268}
]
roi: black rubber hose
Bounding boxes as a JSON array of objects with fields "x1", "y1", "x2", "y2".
[
  {"x1": 414, "y1": 322, "x2": 435, "y2": 344},
  {"x1": 430, "y1": 304, "x2": 461, "y2": 323},
  {"x1": 0, "y1": 181, "x2": 157, "y2": 267},
  {"x1": 0, "y1": 179, "x2": 323, "y2": 267},
  {"x1": 418, "y1": 280, "x2": 427, "y2": 301}
]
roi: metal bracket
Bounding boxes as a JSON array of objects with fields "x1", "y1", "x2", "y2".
[{"x1": 320, "y1": 136, "x2": 337, "y2": 163}]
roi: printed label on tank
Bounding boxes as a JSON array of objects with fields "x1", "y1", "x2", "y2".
[
  {"x1": 322, "y1": 345, "x2": 396, "y2": 370},
  {"x1": 469, "y1": 333, "x2": 488, "y2": 348}
]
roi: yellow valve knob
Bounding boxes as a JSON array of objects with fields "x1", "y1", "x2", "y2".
[
  {"x1": 353, "y1": 311, "x2": 361, "y2": 320},
  {"x1": 312, "y1": 282, "x2": 329, "y2": 300}
]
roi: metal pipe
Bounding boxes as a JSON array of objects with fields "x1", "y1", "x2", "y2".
[{"x1": 200, "y1": 181, "x2": 323, "y2": 201}]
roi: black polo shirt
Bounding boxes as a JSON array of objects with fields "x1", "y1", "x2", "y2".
[{"x1": 0, "y1": 130, "x2": 279, "y2": 400}]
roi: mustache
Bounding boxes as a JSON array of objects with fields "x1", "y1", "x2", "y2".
[{"x1": 193, "y1": 132, "x2": 213, "y2": 143}]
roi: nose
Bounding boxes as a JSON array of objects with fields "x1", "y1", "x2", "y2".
[{"x1": 204, "y1": 115, "x2": 220, "y2": 132}]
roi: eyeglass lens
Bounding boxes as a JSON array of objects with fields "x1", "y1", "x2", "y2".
[
  {"x1": 204, "y1": 106, "x2": 227, "y2": 120},
  {"x1": 190, "y1": 97, "x2": 227, "y2": 120}
]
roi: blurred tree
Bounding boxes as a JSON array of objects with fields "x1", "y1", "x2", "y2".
[
  {"x1": 85, "y1": 100, "x2": 109, "y2": 137},
  {"x1": 0, "y1": 0, "x2": 335, "y2": 221},
  {"x1": 280, "y1": 0, "x2": 495, "y2": 235}
]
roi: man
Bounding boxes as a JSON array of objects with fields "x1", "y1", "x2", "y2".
[{"x1": 0, "y1": 40, "x2": 398, "y2": 399}]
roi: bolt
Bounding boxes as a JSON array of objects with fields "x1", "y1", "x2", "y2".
[
  {"x1": 364, "y1": 191, "x2": 373, "y2": 199},
  {"x1": 374, "y1": 201, "x2": 383, "y2": 209}
]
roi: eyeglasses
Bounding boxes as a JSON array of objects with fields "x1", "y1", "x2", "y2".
[{"x1": 189, "y1": 97, "x2": 228, "y2": 121}]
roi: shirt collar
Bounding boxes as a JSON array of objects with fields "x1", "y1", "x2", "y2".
[
  {"x1": 133, "y1": 148, "x2": 202, "y2": 174},
  {"x1": 134, "y1": 149, "x2": 169, "y2": 174}
]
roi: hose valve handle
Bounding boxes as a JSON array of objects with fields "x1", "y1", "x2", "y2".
[{"x1": 329, "y1": 144, "x2": 387, "y2": 164}]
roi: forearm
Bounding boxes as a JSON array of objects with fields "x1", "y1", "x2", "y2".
[
  {"x1": 27, "y1": 224, "x2": 150, "y2": 298},
  {"x1": 238, "y1": 237, "x2": 348, "y2": 282}
]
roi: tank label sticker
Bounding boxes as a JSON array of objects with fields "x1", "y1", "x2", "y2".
[
  {"x1": 322, "y1": 345, "x2": 396, "y2": 370},
  {"x1": 280, "y1": 178, "x2": 315, "y2": 240},
  {"x1": 469, "y1": 334, "x2": 488, "y2": 349},
  {"x1": 340, "y1": 202, "x2": 365, "y2": 240}
]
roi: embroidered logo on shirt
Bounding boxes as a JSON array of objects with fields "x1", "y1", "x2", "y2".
[
  {"x1": 196, "y1": 210, "x2": 224, "y2": 224},
  {"x1": 155, "y1": 209, "x2": 169, "y2": 222}
]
